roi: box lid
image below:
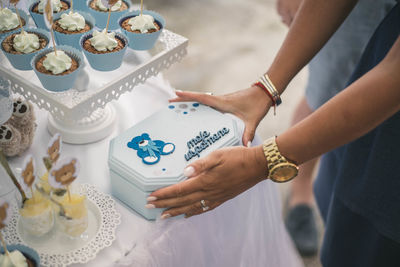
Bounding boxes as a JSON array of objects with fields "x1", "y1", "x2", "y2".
[{"x1": 109, "y1": 102, "x2": 241, "y2": 191}]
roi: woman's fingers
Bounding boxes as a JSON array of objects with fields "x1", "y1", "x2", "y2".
[
  {"x1": 169, "y1": 91, "x2": 212, "y2": 103},
  {"x1": 149, "y1": 177, "x2": 202, "y2": 200},
  {"x1": 150, "y1": 153, "x2": 219, "y2": 200},
  {"x1": 151, "y1": 146, "x2": 267, "y2": 220},
  {"x1": 184, "y1": 200, "x2": 222, "y2": 218},
  {"x1": 161, "y1": 199, "x2": 220, "y2": 218},
  {"x1": 149, "y1": 191, "x2": 207, "y2": 209},
  {"x1": 169, "y1": 91, "x2": 229, "y2": 113},
  {"x1": 242, "y1": 121, "x2": 257, "y2": 147},
  {"x1": 185, "y1": 152, "x2": 220, "y2": 178},
  {"x1": 162, "y1": 201, "x2": 203, "y2": 218}
]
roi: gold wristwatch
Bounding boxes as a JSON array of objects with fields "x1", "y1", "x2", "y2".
[{"x1": 262, "y1": 137, "x2": 298, "y2": 183}]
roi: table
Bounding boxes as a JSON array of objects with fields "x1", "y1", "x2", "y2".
[{"x1": 4, "y1": 76, "x2": 303, "y2": 267}]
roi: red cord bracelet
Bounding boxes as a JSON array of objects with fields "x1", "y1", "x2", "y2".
[{"x1": 253, "y1": 81, "x2": 277, "y2": 115}]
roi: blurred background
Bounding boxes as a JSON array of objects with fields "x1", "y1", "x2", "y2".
[{"x1": 147, "y1": 0, "x2": 322, "y2": 266}]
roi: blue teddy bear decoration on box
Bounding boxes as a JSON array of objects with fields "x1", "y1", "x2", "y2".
[{"x1": 127, "y1": 133, "x2": 175, "y2": 165}]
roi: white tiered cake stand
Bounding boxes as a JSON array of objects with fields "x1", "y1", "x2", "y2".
[{"x1": 0, "y1": 30, "x2": 188, "y2": 144}]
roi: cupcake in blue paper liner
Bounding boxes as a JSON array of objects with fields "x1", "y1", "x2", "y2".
[
  {"x1": 0, "y1": 244, "x2": 40, "y2": 266},
  {"x1": 119, "y1": 10, "x2": 165, "y2": 51},
  {"x1": 0, "y1": 8, "x2": 29, "y2": 40},
  {"x1": 53, "y1": 11, "x2": 94, "y2": 51},
  {"x1": 1, "y1": 28, "x2": 50, "y2": 70},
  {"x1": 80, "y1": 30, "x2": 127, "y2": 71},
  {"x1": 87, "y1": 0, "x2": 130, "y2": 30},
  {"x1": 31, "y1": 45, "x2": 83, "y2": 92},
  {"x1": 29, "y1": 0, "x2": 70, "y2": 29}
]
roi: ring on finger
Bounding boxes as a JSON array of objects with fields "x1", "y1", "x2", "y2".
[{"x1": 200, "y1": 199, "x2": 209, "y2": 212}]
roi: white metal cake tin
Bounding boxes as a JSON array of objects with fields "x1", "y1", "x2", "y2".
[{"x1": 108, "y1": 102, "x2": 241, "y2": 220}]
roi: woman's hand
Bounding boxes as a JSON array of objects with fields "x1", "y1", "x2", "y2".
[
  {"x1": 170, "y1": 86, "x2": 272, "y2": 146},
  {"x1": 147, "y1": 146, "x2": 269, "y2": 219}
]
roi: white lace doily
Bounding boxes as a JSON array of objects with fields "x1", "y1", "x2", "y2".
[{"x1": 2, "y1": 184, "x2": 121, "y2": 267}]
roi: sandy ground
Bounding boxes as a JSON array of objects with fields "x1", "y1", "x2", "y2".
[{"x1": 147, "y1": 0, "x2": 323, "y2": 266}]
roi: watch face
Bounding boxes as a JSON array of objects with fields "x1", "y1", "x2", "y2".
[{"x1": 270, "y1": 164, "x2": 298, "y2": 183}]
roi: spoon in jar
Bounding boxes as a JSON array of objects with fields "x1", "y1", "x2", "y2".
[{"x1": 35, "y1": 185, "x2": 72, "y2": 220}]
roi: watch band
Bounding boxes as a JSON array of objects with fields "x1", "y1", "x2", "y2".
[
  {"x1": 263, "y1": 137, "x2": 287, "y2": 173},
  {"x1": 262, "y1": 137, "x2": 298, "y2": 183}
]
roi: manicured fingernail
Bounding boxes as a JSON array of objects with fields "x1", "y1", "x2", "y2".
[
  {"x1": 247, "y1": 141, "x2": 252, "y2": 148},
  {"x1": 161, "y1": 214, "x2": 171, "y2": 220},
  {"x1": 183, "y1": 166, "x2": 195, "y2": 177},
  {"x1": 145, "y1": 204, "x2": 156, "y2": 209},
  {"x1": 147, "y1": 196, "x2": 157, "y2": 202},
  {"x1": 175, "y1": 89, "x2": 183, "y2": 92}
]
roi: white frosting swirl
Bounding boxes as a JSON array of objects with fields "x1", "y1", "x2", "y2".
[
  {"x1": 38, "y1": 0, "x2": 63, "y2": 13},
  {"x1": 95, "y1": 0, "x2": 122, "y2": 12},
  {"x1": 58, "y1": 11, "x2": 85, "y2": 31},
  {"x1": 89, "y1": 29, "x2": 118, "y2": 52},
  {"x1": 43, "y1": 50, "x2": 72, "y2": 75},
  {"x1": 13, "y1": 31, "x2": 40, "y2": 54},
  {"x1": 128, "y1": 14, "x2": 157, "y2": 33},
  {"x1": 0, "y1": 8, "x2": 19, "y2": 31},
  {"x1": 0, "y1": 250, "x2": 29, "y2": 267}
]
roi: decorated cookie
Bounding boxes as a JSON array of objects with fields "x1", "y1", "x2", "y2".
[
  {"x1": 47, "y1": 133, "x2": 62, "y2": 163},
  {"x1": 8, "y1": 99, "x2": 36, "y2": 152},
  {"x1": 0, "y1": 200, "x2": 11, "y2": 230},
  {"x1": 0, "y1": 124, "x2": 22, "y2": 157},
  {"x1": 49, "y1": 157, "x2": 79, "y2": 189},
  {"x1": 21, "y1": 155, "x2": 36, "y2": 190},
  {"x1": 127, "y1": 133, "x2": 175, "y2": 164},
  {"x1": 0, "y1": 97, "x2": 37, "y2": 157}
]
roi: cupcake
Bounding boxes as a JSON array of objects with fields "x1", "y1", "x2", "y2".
[
  {"x1": 1, "y1": 28, "x2": 49, "y2": 70},
  {"x1": 0, "y1": 244, "x2": 40, "y2": 267},
  {"x1": 80, "y1": 29, "x2": 127, "y2": 71},
  {"x1": 119, "y1": 10, "x2": 165, "y2": 50},
  {"x1": 0, "y1": 8, "x2": 29, "y2": 40},
  {"x1": 29, "y1": 0, "x2": 70, "y2": 29},
  {"x1": 31, "y1": 45, "x2": 83, "y2": 92},
  {"x1": 87, "y1": 0, "x2": 130, "y2": 30},
  {"x1": 53, "y1": 11, "x2": 94, "y2": 50}
]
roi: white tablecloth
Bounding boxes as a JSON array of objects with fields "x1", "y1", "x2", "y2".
[{"x1": 4, "y1": 76, "x2": 303, "y2": 267}]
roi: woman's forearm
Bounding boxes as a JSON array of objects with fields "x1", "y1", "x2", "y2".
[
  {"x1": 275, "y1": 37, "x2": 400, "y2": 165},
  {"x1": 267, "y1": 0, "x2": 358, "y2": 93}
]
